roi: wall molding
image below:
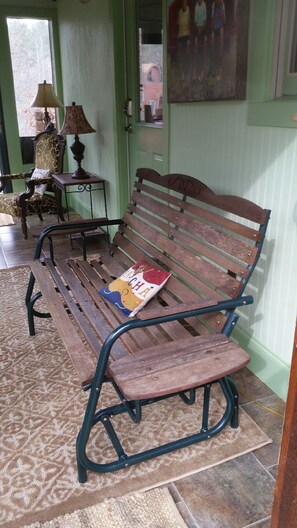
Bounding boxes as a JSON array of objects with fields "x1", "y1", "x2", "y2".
[{"x1": 233, "y1": 325, "x2": 290, "y2": 401}]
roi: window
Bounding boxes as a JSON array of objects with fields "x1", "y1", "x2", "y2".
[
  {"x1": 6, "y1": 17, "x2": 56, "y2": 137},
  {"x1": 248, "y1": 0, "x2": 297, "y2": 128},
  {"x1": 136, "y1": 0, "x2": 163, "y2": 124},
  {"x1": 274, "y1": 0, "x2": 297, "y2": 98}
]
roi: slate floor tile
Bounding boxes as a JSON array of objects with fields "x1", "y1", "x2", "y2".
[
  {"x1": 242, "y1": 394, "x2": 285, "y2": 468},
  {"x1": 173, "y1": 453, "x2": 275, "y2": 528}
]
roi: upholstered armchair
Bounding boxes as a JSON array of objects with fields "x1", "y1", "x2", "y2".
[{"x1": 0, "y1": 128, "x2": 65, "y2": 239}]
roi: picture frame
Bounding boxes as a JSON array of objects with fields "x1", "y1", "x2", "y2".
[{"x1": 167, "y1": 0, "x2": 250, "y2": 103}]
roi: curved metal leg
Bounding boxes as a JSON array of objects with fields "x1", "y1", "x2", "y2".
[
  {"x1": 76, "y1": 376, "x2": 236, "y2": 482},
  {"x1": 26, "y1": 272, "x2": 51, "y2": 336},
  {"x1": 226, "y1": 376, "x2": 239, "y2": 428}
]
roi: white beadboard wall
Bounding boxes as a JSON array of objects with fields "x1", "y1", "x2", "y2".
[{"x1": 169, "y1": 101, "x2": 297, "y2": 369}]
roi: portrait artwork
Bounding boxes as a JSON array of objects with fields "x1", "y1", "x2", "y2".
[{"x1": 167, "y1": 0, "x2": 250, "y2": 102}]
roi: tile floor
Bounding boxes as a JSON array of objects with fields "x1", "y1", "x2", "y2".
[{"x1": 0, "y1": 214, "x2": 285, "y2": 528}]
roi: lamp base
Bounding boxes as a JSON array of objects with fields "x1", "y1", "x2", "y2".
[
  {"x1": 70, "y1": 135, "x2": 90, "y2": 180},
  {"x1": 71, "y1": 167, "x2": 90, "y2": 179}
]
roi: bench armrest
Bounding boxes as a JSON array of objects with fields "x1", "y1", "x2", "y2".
[
  {"x1": 129, "y1": 296, "x2": 253, "y2": 328},
  {"x1": 33, "y1": 218, "x2": 124, "y2": 259},
  {"x1": 137, "y1": 300, "x2": 219, "y2": 320}
]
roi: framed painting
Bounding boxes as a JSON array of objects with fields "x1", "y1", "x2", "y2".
[{"x1": 167, "y1": 0, "x2": 250, "y2": 103}]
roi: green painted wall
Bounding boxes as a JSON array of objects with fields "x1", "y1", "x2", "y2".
[{"x1": 56, "y1": 0, "x2": 125, "y2": 221}]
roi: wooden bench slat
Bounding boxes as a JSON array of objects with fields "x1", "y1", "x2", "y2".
[
  {"x1": 117, "y1": 220, "x2": 241, "y2": 297},
  {"x1": 96, "y1": 252, "x2": 130, "y2": 279},
  {"x1": 138, "y1": 171, "x2": 267, "y2": 224},
  {"x1": 120, "y1": 215, "x2": 242, "y2": 295},
  {"x1": 77, "y1": 258, "x2": 177, "y2": 352},
  {"x1": 109, "y1": 334, "x2": 250, "y2": 400},
  {"x1": 29, "y1": 261, "x2": 96, "y2": 385},
  {"x1": 59, "y1": 259, "x2": 129, "y2": 360},
  {"x1": 135, "y1": 182, "x2": 263, "y2": 242},
  {"x1": 110, "y1": 334, "x2": 236, "y2": 376},
  {"x1": 113, "y1": 232, "x2": 225, "y2": 301},
  {"x1": 111, "y1": 244, "x2": 228, "y2": 334},
  {"x1": 129, "y1": 203, "x2": 251, "y2": 278},
  {"x1": 45, "y1": 259, "x2": 105, "y2": 360},
  {"x1": 130, "y1": 189, "x2": 258, "y2": 263},
  {"x1": 90, "y1": 250, "x2": 223, "y2": 338},
  {"x1": 67, "y1": 259, "x2": 162, "y2": 355}
]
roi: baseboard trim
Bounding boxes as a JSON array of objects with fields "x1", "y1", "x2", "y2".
[
  {"x1": 232, "y1": 326, "x2": 290, "y2": 401},
  {"x1": 69, "y1": 194, "x2": 105, "y2": 220}
]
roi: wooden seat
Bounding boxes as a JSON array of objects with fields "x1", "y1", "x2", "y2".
[
  {"x1": 26, "y1": 168, "x2": 271, "y2": 483},
  {"x1": 109, "y1": 334, "x2": 250, "y2": 400}
]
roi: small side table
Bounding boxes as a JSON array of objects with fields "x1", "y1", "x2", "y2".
[
  {"x1": 51, "y1": 172, "x2": 108, "y2": 259},
  {"x1": 53, "y1": 172, "x2": 107, "y2": 220}
]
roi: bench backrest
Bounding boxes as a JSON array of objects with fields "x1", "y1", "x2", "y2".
[{"x1": 111, "y1": 168, "x2": 270, "y2": 335}]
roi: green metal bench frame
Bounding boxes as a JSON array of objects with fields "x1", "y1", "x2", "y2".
[{"x1": 25, "y1": 169, "x2": 271, "y2": 483}]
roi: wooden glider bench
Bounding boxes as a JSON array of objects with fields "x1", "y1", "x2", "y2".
[{"x1": 25, "y1": 168, "x2": 271, "y2": 483}]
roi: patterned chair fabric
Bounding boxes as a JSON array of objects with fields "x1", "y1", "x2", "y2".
[
  {"x1": 0, "y1": 192, "x2": 57, "y2": 217},
  {"x1": 0, "y1": 129, "x2": 65, "y2": 239}
]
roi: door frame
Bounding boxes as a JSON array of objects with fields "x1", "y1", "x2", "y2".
[
  {"x1": 0, "y1": 5, "x2": 63, "y2": 177},
  {"x1": 111, "y1": 0, "x2": 169, "y2": 217},
  {"x1": 111, "y1": 0, "x2": 130, "y2": 217},
  {"x1": 271, "y1": 319, "x2": 297, "y2": 527},
  {"x1": 0, "y1": 90, "x2": 11, "y2": 183}
]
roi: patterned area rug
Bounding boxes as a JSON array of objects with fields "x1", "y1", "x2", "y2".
[
  {"x1": 22, "y1": 488, "x2": 188, "y2": 528},
  {"x1": 0, "y1": 267, "x2": 272, "y2": 528}
]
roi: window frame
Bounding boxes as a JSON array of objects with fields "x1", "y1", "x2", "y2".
[
  {"x1": 274, "y1": 0, "x2": 297, "y2": 98},
  {"x1": 6, "y1": 16, "x2": 57, "y2": 139},
  {"x1": 0, "y1": 5, "x2": 63, "y2": 173},
  {"x1": 247, "y1": 0, "x2": 297, "y2": 128}
]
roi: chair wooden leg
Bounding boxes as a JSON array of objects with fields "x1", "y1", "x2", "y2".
[
  {"x1": 21, "y1": 216, "x2": 28, "y2": 239},
  {"x1": 58, "y1": 210, "x2": 65, "y2": 222}
]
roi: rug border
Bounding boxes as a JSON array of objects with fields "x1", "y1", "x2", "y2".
[{"x1": 0, "y1": 420, "x2": 271, "y2": 528}]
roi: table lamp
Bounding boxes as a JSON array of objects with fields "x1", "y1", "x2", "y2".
[
  {"x1": 59, "y1": 101, "x2": 96, "y2": 179},
  {"x1": 30, "y1": 80, "x2": 63, "y2": 129}
]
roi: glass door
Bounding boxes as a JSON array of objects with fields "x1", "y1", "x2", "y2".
[{"x1": 124, "y1": 0, "x2": 167, "y2": 193}]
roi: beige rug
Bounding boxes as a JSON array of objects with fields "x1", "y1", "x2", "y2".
[
  {"x1": 0, "y1": 213, "x2": 15, "y2": 226},
  {"x1": 21, "y1": 488, "x2": 187, "y2": 528},
  {"x1": 0, "y1": 266, "x2": 271, "y2": 528}
]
